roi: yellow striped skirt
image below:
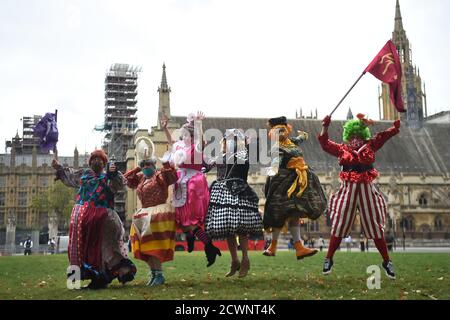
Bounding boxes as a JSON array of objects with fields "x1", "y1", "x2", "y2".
[{"x1": 130, "y1": 203, "x2": 176, "y2": 263}]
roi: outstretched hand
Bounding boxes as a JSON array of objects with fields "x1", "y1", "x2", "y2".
[
  {"x1": 195, "y1": 111, "x2": 206, "y2": 121},
  {"x1": 51, "y1": 159, "x2": 61, "y2": 170},
  {"x1": 160, "y1": 115, "x2": 169, "y2": 129},
  {"x1": 393, "y1": 119, "x2": 401, "y2": 129}
]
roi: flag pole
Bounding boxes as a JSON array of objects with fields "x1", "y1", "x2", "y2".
[
  {"x1": 330, "y1": 72, "x2": 366, "y2": 117},
  {"x1": 53, "y1": 109, "x2": 58, "y2": 160}
]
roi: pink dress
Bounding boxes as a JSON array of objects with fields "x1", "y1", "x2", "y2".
[{"x1": 172, "y1": 142, "x2": 210, "y2": 227}]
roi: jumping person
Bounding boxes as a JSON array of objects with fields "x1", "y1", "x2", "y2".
[
  {"x1": 318, "y1": 113, "x2": 400, "y2": 279},
  {"x1": 263, "y1": 116, "x2": 327, "y2": 260}
]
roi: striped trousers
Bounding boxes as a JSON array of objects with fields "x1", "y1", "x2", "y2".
[{"x1": 328, "y1": 181, "x2": 387, "y2": 239}]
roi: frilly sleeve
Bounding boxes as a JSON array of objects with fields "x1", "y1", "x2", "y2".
[
  {"x1": 318, "y1": 132, "x2": 342, "y2": 158},
  {"x1": 124, "y1": 167, "x2": 142, "y2": 189},
  {"x1": 156, "y1": 162, "x2": 178, "y2": 187},
  {"x1": 55, "y1": 167, "x2": 83, "y2": 189},
  {"x1": 371, "y1": 125, "x2": 400, "y2": 151}
]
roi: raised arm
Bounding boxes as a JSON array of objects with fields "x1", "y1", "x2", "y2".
[
  {"x1": 317, "y1": 116, "x2": 342, "y2": 157},
  {"x1": 156, "y1": 162, "x2": 179, "y2": 187},
  {"x1": 52, "y1": 159, "x2": 83, "y2": 188},
  {"x1": 193, "y1": 111, "x2": 206, "y2": 153},
  {"x1": 124, "y1": 167, "x2": 143, "y2": 189},
  {"x1": 291, "y1": 130, "x2": 309, "y2": 146},
  {"x1": 370, "y1": 120, "x2": 401, "y2": 151},
  {"x1": 161, "y1": 116, "x2": 176, "y2": 146}
]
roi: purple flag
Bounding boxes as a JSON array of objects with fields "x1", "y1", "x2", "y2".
[{"x1": 34, "y1": 112, "x2": 59, "y2": 151}]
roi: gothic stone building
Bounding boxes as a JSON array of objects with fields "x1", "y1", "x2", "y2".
[{"x1": 124, "y1": 62, "x2": 450, "y2": 242}]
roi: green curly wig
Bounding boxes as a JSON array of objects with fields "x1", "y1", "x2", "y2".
[{"x1": 343, "y1": 119, "x2": 371, "y2": 142}]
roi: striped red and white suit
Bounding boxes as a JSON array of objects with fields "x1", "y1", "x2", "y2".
[
  {"x1": 328, "y1": 181, "x2": 386, "y2": 239},
  {"x1": 318, "y1": 124, "x2": 399, "y2": 240}
]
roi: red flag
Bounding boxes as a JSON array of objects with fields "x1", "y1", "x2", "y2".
[{"x1": 365, "y1": 40, "x2": 405, "y2": 113}]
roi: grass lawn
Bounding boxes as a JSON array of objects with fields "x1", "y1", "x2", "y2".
[{"x1": 0, "y1": 251, "x2": 448, "y2": 300}]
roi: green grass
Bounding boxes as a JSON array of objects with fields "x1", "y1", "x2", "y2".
[{"x1": 0, "y1": 251, "x2": 448, "y2": 300}]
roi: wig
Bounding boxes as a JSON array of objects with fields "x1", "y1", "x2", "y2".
[{"x1": 342, "y1": 117, "x2": 372, "y2": 142}]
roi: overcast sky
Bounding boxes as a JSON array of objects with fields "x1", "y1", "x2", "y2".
[{"x1": 1, "y1": 0, "x2": 449, "y2": 156}]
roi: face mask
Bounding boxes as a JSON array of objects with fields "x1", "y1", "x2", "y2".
[
  {"x1": 90, "y1": 161, "x2": 104, "y2": 174},
  {"x1": 348, "y1": 137, "x2": 364, "y2": 150},
  {"x1": 142, "y1": 168, "x2": 155, "y2": 177}
]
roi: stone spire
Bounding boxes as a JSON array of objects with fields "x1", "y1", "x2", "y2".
[
  {"x1": 159, "y1": 63, "x2": 169, "y2": 92},
  {"x1": 392, "y1": 0, "x2": 410, "y2": 65},
  {"x1": 157, "y1": 63, "x2": 171, "y2": 129},
  {"x1": 347, "y1": 107, "x2": 354, "y2": 120},
  {"x1": 394, "y1": 0, "x2": 404, "y2": 32}
]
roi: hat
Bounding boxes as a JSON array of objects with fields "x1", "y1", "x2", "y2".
[
  {"x1": 88, "y1": 149, "x2": 108, "y2": 166},
  {"x1": 267, "y1": 116, "x2": 287, "y2": 128}
]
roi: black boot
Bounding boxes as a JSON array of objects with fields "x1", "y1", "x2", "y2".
[
  {"x1": 204, "y1": 242, "x2": 222, "y2": 267},
  {"x1": 112, "y1": 259, "x2": 137, "y2": 285},
  {"x1": 186, "y1": 232, "x2": 195, "y2": 253}
]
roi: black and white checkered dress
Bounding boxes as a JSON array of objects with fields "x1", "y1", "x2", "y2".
[{"x1": 205, "y1": 179, "x2": 263, "y2": 239}]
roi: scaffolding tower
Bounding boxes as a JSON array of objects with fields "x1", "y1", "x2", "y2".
[
  {"x1": 101, "y1": 63, "x2": 141, "y2": 160},
  {"x1": 95, "y1": 63, "x2": 141, "y2": 223}
]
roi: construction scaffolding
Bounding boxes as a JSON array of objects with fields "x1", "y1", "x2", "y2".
[
  {"x1": 95, "y1": 63, "x2": 141, "y2": 222},
  {"x1": 99, "y1": 63, "x2": 141, "y2": 160},
  {"x1": 5, "y1": 115, "x2": 48, "y2": 154}
]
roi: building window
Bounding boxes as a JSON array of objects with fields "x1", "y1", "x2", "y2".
[
  {"x1": 310, "y1": 220, "x2": 320, "y2": 232},
  {"x1": 0, "y1": 176, "x2": 6, "y2": 187},
  {"x1": 403, "y1": 216, "x2": 415, "y2": 232},
  {"x1": 19, "y1": 176, "x2": 28, "y2": 187},
  {"x1": 17, "y1": 211, "x2": 27, "y2": 227},
  {"x1": 39, "y1": 176, "x2": 49, "y2": 187},
  {"x1": 418, "y1": 194, "x2": 428, "y2": 207},
  {"x1": 18, "y1": 192, "x2": 27, "y2": 207},
  {"x1": 0, "y1": 208, "x2": 5, "y2": 226},
  {"x1": 0, "y1": 192, "x2": 5, "y2": 206},
  {"x1": 434, "y1": 216, "x2": 443, "y2": 232}
]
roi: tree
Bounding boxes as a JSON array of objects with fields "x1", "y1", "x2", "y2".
[{"x1": 32, "y1": 181, "x2": 76, "y2": 227}]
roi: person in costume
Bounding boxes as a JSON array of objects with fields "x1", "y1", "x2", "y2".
[
  {"x1": 125, "y1": 153, "x2": 178, "y2": 287},
  {"x1": 318, "y1": 113, "x2": 400, "y2": 279},
  {"x1": 205, "y1": 129, "x2": 263, "y2": 278},
  {"x1": 263, "y1": 116, "x2": 327, "y2": 259},
  {"x1": 52, "y1": 150, "x2": 136, "y2": 289},
  {"x1": 161, "y1": 112, "x2": 222, "y2": 267}
]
